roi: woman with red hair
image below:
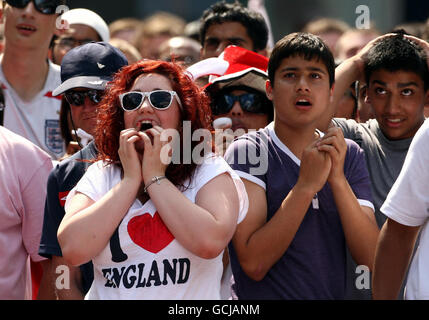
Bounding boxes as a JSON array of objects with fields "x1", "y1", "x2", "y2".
[{"x1": 57, "y1": 60, "x2": 248, "y2": 299}]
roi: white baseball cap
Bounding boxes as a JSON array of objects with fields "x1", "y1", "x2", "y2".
[{"x1": 61, "y1": 8, "x2": 110, "y2": 43}]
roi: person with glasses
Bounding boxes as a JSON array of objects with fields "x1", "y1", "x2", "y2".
[
  {"x1": 50, "y1": 8, "x2": 110, "y2": 65},
  {"x1": 56, "y1": 59, "x2": 248, "y2": 300},
  {"x1": 0, "y1": 0, "x2": 67, "y2": 160},
  {"x1": 187, "y1": 45, "x2": 272, "y2": 299},
  {"x1": 37, "y1": 42, "x2": 128, "y2": 299},
  {"x1": 189, "y1": 45, "x2": 273, "y2": 156}
]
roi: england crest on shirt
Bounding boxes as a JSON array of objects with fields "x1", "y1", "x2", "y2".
[{"x1": 45, "y1": 119, "x2": 63, "y2": 154}]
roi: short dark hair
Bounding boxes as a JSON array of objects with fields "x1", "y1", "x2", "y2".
[
  {"x1": 199, "y1": 0, "x2": 268, "y2": 52},
  {"x1": 268, "y1": 32, "x2": 335, "y2": 87},
  {"x1": 365, "y1": 33, "x2": 429, "y2": 91}
]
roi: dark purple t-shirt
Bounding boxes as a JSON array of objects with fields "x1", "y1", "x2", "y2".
[{"x1": 224, "y1": 124, "x2": 373, "y2": 300}]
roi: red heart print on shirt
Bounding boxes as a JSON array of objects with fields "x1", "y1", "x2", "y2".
[{"x1": 127, "y1": 212, "x2": 175, "y2": 253}]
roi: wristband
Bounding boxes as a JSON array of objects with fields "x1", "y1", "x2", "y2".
[{"x1": 144, "y1": 175, "x2": 166, "y2": 193}]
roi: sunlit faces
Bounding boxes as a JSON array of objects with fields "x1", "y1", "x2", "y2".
[
  {"x1": 201, "y1": 22, "x2": 255, "y2": 59},
  {"x1": 66, "y1": 88, "x2": 101, "y2": 136},
  {"x1": 266, "y1": 55, "x2": 333, "y2": 129},
  {"x1": 3, "y1": 1, "x2": 57, "y2": 49},
  {"x1": 366, "y1": 69, "x2": 427, "y2": 140},
  {"x1": 123, "y1": 73, "x2": 182, "y2": 143},
  {"x1": 213, "y1": 89, "x2": 270, "y2": 132}
]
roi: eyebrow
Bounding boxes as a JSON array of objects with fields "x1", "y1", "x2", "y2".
[
  {"x1": 371, "y1": 80, "x2": 420, "y2": 88},
  {"x1": 280, "y1": 67, "x2": 327, "y2": 74},
  {"x1": 205, "y1": 36, "x2": 246, "y2": 42}
]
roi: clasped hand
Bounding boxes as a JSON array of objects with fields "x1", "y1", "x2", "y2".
[
  {"x1": 118, "y1": 126, "x2": 173, "y2": 186},
  {"x1": 299, "y1": 127, "x2": 347, "y2": 193}
]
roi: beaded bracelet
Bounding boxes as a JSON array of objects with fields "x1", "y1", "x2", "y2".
[{"x1": 143, "y1": 175, "x2": 167, "y2": 193}]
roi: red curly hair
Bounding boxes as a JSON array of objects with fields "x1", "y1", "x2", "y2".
[{"x1": 94, "y1": 60, "x2": 214, "y2": 188}]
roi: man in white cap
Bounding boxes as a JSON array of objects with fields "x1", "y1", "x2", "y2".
[{"x1": 50, "y1": 8, "x2": 110, "y2": 65}]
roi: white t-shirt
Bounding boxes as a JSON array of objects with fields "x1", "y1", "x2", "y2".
[
  {"x1": 66, "y1": 154, "x2": 248, "y2": 300},
  {"x1": 0, "y1": 57, "x2": 64, "y2": 159},
  {"x1": 381, "y1": 119, "x2": 429, "y2": 300}
]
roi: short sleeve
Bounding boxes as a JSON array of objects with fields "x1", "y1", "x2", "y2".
[
  {"x1": 21, "y1": 157, "x2": 53, "y2": 262},
  {"x1": 194, "y1": 154, "x2": 249, "y2": 224},
  {"x1": 39, "y1": 167, "x2": 63, "y2": 258},
  {"x1": 65, "y1": 161, "x2": 112, "y2": 211},
  {"x1": 333, "y1": 118, "x2": 362, "y2": 145},
  {"x1": 344, "y1": 139, "x2": 374, "y2": 210},
  {"x1": 224, "y1": 132, "x2": 268, "y2": 190},
  {"x1": 381, "y1": 120, "x2": 429, "y2": 226}
]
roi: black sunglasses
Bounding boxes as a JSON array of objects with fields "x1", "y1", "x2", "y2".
[
  {"x1": 64, "y1": 90, "x2": 103, "y2": 106},
  {"x1": 213, "y1": 93, "x2": 270, "y2": 116},
  {"x1": 5, "y1": 0, "x2": 64, "y2": 15},
  {"x1": 119, "y1": 90, "x2": 182, "y2": 112}
]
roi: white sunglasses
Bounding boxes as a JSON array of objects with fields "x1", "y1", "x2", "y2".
[{"x1": 119, "y1": 90, "x2": 182, "y2": 112}]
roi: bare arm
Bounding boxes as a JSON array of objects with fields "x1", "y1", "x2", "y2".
[
  {"x1": 52, "y1": 256, "x2": 86, "y2": 300},
  {"x1": 36, "y1": 259, "x2": 57, "y2": 300},
  {"x1": 57, "y1": 178, "x2": 139, "y2": 266},
  {"x1": 372, "y1": 218, "x2": 420, "y2": 299},
  {"x1": 58, "y1": 128, "x2": 144, "y2": 266},
  {"x1": 147, "y1": 172, "x2": 239, "y2": 259}
]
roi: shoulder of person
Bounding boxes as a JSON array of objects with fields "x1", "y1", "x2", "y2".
[{"x1": 0, "y1": 126, "x2": 51, "y2": 161}]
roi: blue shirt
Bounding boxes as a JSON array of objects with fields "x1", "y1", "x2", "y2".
[{"x1": 224, "y1": 123, "x2": 373, "y2": 299}]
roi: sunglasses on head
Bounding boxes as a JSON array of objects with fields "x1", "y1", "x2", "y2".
[
  {"x1": 119, "y1": 90, "x2": 182, "y2": 112},
  {"x1": 64, "y1": 89, "x2": 104, "y2": 106},
  {"x1": 212, "y1": 92, "x2": 270, "y2": 116},
  {"x1": 5, "y1": 0, "x2": 63, "y2": 15}
]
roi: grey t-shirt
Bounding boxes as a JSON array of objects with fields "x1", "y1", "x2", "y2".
[
  {"x1": 333, "y1": 118, "x2": 413, "y2": 228},
  {"x1": 333, "y1": 118, "x2": 413, "y2": 300}
]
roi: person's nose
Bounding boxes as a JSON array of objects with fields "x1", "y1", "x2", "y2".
[
  {"x1": 138, "y1": 96, "x2": 154, "y2": 113},
  {"x1": 21, "y1": 1, "x2": 37, "y2": 18},
  {"x1": 384, "y1": 93, "x2": 401, "y2": 115},
  {"x1": 229, "y1": 100, "x2": 243, "y2": 116},
  {"x1": 296, "y1": 75, "x2": 310, "y2": 93},
  {"x1": 82, "y1": 97, "x2": 98, "y2": 110}
]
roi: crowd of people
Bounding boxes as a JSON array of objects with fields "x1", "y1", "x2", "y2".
[{"x1": 0, "y1": 0, "x2": 428, "y2": 301}]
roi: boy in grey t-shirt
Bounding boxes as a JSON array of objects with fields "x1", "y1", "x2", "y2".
[
  {"x1": 331, "y1": 33, "x2": 429, "y2": 299},
  {"x1": 332, "y1": 33, "x2": 428, "y2": 228}
]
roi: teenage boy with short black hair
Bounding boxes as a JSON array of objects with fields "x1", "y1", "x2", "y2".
[
  {"x1": 332, "y1": 33, "x2": 429, "y2": 229},
  {"x1": 330, "y1": 33, "x2": 429, "y2": 300},
  {"x1": 224, "y1": 32, "x2": 379, "y2": 299}
]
